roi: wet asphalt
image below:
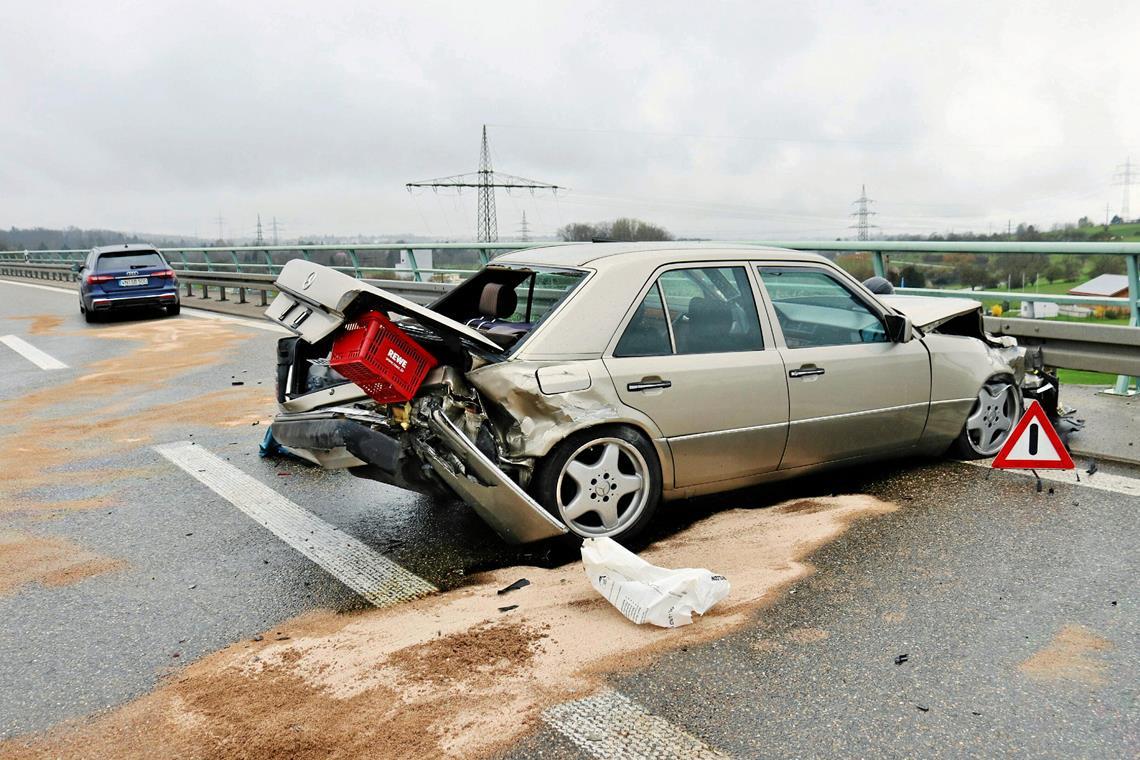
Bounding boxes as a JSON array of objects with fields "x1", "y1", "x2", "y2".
[{"x1": 1, "y1": 278, "x2": 1137, "y2": 758}]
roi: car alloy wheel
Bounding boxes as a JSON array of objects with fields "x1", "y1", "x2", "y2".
[
  {"x1": 555, "y1": 437, "x2": 651, "y2": 537},
  {"x1": 963, "y1": 380, "x2": 1020, "y2": 456}
]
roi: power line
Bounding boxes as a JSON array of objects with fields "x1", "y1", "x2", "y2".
[
  {"x1": 215, "y1": 213, "x2": 225, "y2": 242},
  {"x1": 255, "y1": 214, "x2": 264, "y2": 246},
  {"x1": 849, "y1": 184, "x2": 878, "y2": 241},
  {"x1": 518, "y1": 211, "x2": 530, "y2": 242},
  {"x1": 406, "y1": 125, "x2": 563, "y2": 242}
]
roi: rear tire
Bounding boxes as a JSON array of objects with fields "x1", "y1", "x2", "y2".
[
  {"x1": 950, "y1": 378, "x2": 1021, "y2": 459},
  {"x1": 532, "y1": 425, "x2": 661, "y2": 544},
  {"x1": 165, "y1": 302, "x2": 181, "y2": 316},
  {"x1": 83, "y1": 307, "x2": 98, "y2": 324}
]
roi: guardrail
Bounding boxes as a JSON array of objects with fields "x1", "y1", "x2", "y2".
[{"x1": 2, "y1": 239, "x2": 1137, "y2": 393}]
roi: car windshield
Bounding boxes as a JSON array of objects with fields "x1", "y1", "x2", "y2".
[{"x1": 96, "y1": 252, "x2": 165, "y2": 272}]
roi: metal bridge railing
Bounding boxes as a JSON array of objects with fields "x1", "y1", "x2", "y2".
[{"x1": 2, "y1": 240, "x2": 1137, "y2": 393}]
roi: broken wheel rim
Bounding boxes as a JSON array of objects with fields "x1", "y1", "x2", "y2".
[{"x1": 555, "y1": 437, "x2": 650, "y2": 537}]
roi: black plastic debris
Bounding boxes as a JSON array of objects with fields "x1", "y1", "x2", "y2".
[
  {"x1": 895, "y1": 654, "x2": 910, "y2": 665},
  {"x1": 916, "y1": 705, "x2": 929, "y2": 712},
  {"x1": 1086, "y1": 460, "x2": 1099, "y2": 476},
  {"x1": 498, "y1": 605, "x2": 519, "y2": 613},
  {"x1": 232, "y1": 381, "x2": 244, "y2": 386},
  {"x1": 498, "y1": 578, "x2": 530, "y2": 595}
]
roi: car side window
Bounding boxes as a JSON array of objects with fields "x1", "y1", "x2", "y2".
[
  {"x1": 614, "y1": 283, "x2": 671, "y2": 357},
  {"x1": 758, "y1": 267, "x2": 888, "y2": 348},
  {"x1": 614, "y1": 266, "x2": 764, "y2": 357}
]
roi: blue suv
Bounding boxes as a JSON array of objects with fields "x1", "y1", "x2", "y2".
[{"x1": 77, "y1": 245, "x2": 180, "y2": 322}]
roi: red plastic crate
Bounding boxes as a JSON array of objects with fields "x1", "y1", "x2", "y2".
[{"x1": 329, "y1": 311, "x2": 437, "y2": 404}]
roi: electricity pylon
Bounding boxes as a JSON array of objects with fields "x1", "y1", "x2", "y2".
[{"x1": 406, "y1": 125, "x2": 562, "y2": 243}]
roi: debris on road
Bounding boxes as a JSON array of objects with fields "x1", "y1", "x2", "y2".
[
  {"x1": 498, "y1": 605, "x2": 519, "y2": 613},
  {"x1": 581, "y1": 536, "x2": 730, "y2": 628},
  {"x1": 1086, "y1": 460, "x2": 1099, "y2": 477},
  {"x1": 895, "y1": 653, "x2": 910, "y2": 665},
  {"x1": 497, "y1": 578, "x2": 530, "y2": 595},
  {"x1": 1, "y1": 495, "x2": 898, "y2": 759}
]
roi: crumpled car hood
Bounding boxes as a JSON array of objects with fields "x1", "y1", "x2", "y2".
[{"x1": 880, "y1": 294, "x2": 982, "y2": 331}]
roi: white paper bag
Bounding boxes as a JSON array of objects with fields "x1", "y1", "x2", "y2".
[{"x1": 580, "y1": 537, "x2": 730, "y2": 628}]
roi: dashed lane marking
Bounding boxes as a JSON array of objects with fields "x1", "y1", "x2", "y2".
[
  {"x1": 0, "y1": 334, "x2": 68, "y2": 370},
  {"x1": 543, "y1": 688, "x2": 730, "y2": 759},
  {"x1": 155, "y1": 441, "x2": 437, "y2": 607},
  {"x1": 962, "y1": 459, "x2": 1140, "y2": 498}
]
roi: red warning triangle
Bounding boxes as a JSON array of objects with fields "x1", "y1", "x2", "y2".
[{"x1": 992, "y1": 400, "x2": 1075, "y2": 470}]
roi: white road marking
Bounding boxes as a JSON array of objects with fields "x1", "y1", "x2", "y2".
[
  {"x1": 543, "y1": 688, "x2": 729, "y2": 760},
  {"x1": 182, "y1": 306, "x2": 289, "y2": 333},
  {"x1": 155, "y1": 441, "x2": 437, "y2": 607},
  {"x1": 0, "y1": 334, "x2": 68, "y2": 370},
  {"x1": 962, "y1": 459, "x2": 1140, "y2": 497},
  {"x1": 0, "y1": 278, "x2": 75, "y2": 295}
]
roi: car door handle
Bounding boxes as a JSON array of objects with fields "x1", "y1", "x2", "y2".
[
  {"x1": 789, "y1": 366, "x2": 825, "y2": 378},
  {"x1": 627, "y1": 380, "x2": 672, "y2": 392}
]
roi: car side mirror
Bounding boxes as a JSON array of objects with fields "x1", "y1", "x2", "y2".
[{"x1": 884, "y1": 313, "x2": 913, "y2": 343}]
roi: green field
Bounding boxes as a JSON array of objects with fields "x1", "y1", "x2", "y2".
[{"x1": 1057, "y1": 369, "x2": 1129, "y2": 387}]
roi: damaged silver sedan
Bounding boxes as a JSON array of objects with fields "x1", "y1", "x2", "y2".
[{"x1": 265, "y1": 244, "x2": 1050, "y2": 544}]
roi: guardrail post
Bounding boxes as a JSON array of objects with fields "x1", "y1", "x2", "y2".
[
  {"x1": 405, "y1": 249, "x2": 422, "y2": 282},
  {"x1": 185, "y1": 281, "x2": 192, "y2": 297},
  {"x1": 238, "y1": 286, "x2": 247, "y2": 304},
  {"x1": 260, "y1": 288, "x2": 268, "y2": 306},
  {"x1": 871, "y1": 251, "x2": 886, "y2": 279},
  {"x1": 1108, "y1": 253, "x2": 1139, "y2": 396},
  {"x1": 348, "y1": 249, "x2": 362, "y2": 279}
]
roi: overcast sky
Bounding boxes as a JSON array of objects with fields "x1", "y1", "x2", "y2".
[{"x1": 2, "y1": 1, "x2": 1138, "y2": 241}]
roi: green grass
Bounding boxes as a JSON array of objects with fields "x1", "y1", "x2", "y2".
[{"x1": 1057, "y1": 369, "x2": 1129, "y2": 386}]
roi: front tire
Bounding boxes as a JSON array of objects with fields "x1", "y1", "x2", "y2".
[
  {"x1": 532, "y1": 425, "x2": 661, "y2": 543},
  {"x1": 950, "y1": 378, "x2": 1021, "y2": 458}
]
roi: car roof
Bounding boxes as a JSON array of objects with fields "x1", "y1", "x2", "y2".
[
  {"x1": 492, "y1": 242, "x2": 827, "y2": 269},
  {"x1": 92, "y1": 244, "x2": 161, "y2": 255}
]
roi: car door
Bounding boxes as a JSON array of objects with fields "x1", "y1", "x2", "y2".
[
  {"x1": 603, "y1": 264, "x2": 789, "y2": 489},
  {"x1": 756, "y1": 264, "x2": 931, "y2": 469}
]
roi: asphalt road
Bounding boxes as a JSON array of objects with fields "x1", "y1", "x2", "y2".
[{"x1": 1, "y1": 277, "x2": 1136, "y2": 758}]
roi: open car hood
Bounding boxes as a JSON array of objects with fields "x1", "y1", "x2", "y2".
[
  {"x1": 879, "y1": 294, "x2": 982, "y2": 331},
  {"x1": 266, "y1": 259, "x2": 504, "y2": 353}
]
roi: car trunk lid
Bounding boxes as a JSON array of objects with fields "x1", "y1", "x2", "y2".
[{"x1": 266, "y1": 259, "x2": 504, "y2": 354}]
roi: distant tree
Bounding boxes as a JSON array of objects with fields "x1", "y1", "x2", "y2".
[
  {"x1": 556, "y1": 218, "x2": 672, "y2": 242},
  {"x1": 895, "y1": 264, "x2": 927, "y2": 288},
  {"x1": 1041, "y1": 263, "x2": 1066, "y2": 284},
  {"x1": 1089, "y1": 256, "x2": 1126, "y2": 276},
  {"x1": 1077, "y1": 216, "x2": 1093, "y2": 228},
  {"x1": 1111, "y1": 215, "x2": 1124, "y2": 225},
  {"x1": 557, "y1": 223, "x2": 598, "y2": 242}
]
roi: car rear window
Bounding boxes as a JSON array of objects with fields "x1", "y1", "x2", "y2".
[{"x1": 96, "y1": 252, "x2": 165, "y2": 272}]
